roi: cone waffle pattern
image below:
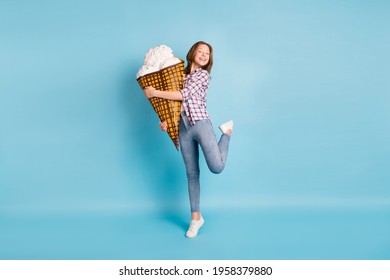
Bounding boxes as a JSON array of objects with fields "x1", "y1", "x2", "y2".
[{"x1": 137, "y1": 61, "x2": 184, "y2": 150}]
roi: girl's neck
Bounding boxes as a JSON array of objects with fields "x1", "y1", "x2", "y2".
[{"x1": 190, "y1": 66, "x2": 200, "y2": 74}]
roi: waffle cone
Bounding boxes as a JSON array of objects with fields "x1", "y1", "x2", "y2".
[{"x1": 137, "y1": 60, "x2": 184, "y2": 150}]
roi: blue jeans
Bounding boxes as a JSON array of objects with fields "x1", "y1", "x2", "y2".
[{"x1": 179, "y1": 112, "x2": 231, "y2": 213}]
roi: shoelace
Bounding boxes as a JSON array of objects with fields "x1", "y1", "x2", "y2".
[
  {"x1": 188, "y1": 221, "x2": 197, "y2": 231},
  {"x1": 188, "y1": 220, "x2": 201, "y2": 232}
]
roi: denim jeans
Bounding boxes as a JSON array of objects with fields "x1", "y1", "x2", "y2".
[{"x1": 179, "y1": 112, "x2": 231, "y2": 213}]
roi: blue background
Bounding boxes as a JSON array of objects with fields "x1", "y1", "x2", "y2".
[{"x1": 0, "y1": 0, "x2": 389, "y2": 259}]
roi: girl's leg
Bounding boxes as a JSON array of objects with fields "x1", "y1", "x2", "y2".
[
  {"x1": 193, "y1": 119, "x2": 231, "y2": 174},
  {"x1": 179, "y1": 118, "x2": 201, "y2": 214}
]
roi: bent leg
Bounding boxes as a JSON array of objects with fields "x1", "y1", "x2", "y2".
[{"x1": 193, "y1": 119, "x2": 231, "y2": 174}]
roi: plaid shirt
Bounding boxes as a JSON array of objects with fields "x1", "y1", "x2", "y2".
[{"x1": 180, "y1": 68, "x2": 210, "y2": 125}]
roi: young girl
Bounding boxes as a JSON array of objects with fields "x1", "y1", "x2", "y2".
[{"x1": 144, "y1": 41, "x2": 233, "y2": 238}]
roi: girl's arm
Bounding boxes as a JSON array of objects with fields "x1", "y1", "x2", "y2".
[{"x1": 144, "y1": 86, "x2": 183, "y2": 101}]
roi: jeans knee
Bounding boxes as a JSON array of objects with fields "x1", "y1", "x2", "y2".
[
  {"x1": 187, "y1": 171, "x2": 200, "y2": 181},
  {"x1": 210, "y1": 164, "x2": 224, "y2": 174}
]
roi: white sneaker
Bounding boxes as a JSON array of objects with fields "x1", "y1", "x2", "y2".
[
  {"x1": 186, "y1": 216, "x2": 204, "y2": 238},
  {"x1": 219, "y1": 120, "x2": 234, "y2": 134}
]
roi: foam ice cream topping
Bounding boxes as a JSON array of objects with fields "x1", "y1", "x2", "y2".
[{"x1": 137, "y1": 45, "x2": 181, "y2": 78}]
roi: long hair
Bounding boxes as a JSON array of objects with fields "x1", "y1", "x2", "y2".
[{"x1": 184, "y1": 41, "x2": 213, "y2": 75}]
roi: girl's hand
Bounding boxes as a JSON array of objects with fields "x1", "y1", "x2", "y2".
[
  {"x1": 144, "y1": 86, "x2": 156, "y2": 99},
  {"x1": 159, "y1": 121, "x2": 168, "y2": 132}
]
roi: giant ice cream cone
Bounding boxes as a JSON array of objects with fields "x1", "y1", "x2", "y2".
[{"x1": 137, "y1": 60, "x2": 184, "y2": 150}]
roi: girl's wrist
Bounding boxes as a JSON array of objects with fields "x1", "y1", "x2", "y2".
[{"x1": 151, "y1": 89, "x2": 159, "y2": 98}]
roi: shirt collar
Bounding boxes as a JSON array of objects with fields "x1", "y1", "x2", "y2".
[{"x1": 190, "y1": 67, "x2": 203, "y2": 75}]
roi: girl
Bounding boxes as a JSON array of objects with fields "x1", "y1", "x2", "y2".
[{"x1": 144, "y1": 41, "x2": 233, "y2": 238}]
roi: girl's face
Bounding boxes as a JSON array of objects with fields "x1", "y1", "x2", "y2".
[{"x1": 193, "y1": 44, "x2": 210, "y2": 69}]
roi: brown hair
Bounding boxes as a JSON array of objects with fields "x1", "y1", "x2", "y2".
[{"x1": 185, "y1": 41, "x2": 213, "y2": 75}]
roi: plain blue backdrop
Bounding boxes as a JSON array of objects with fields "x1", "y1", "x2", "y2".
[{"x1": 0, "y1": 0, "x2": 389, "y2": 259}]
